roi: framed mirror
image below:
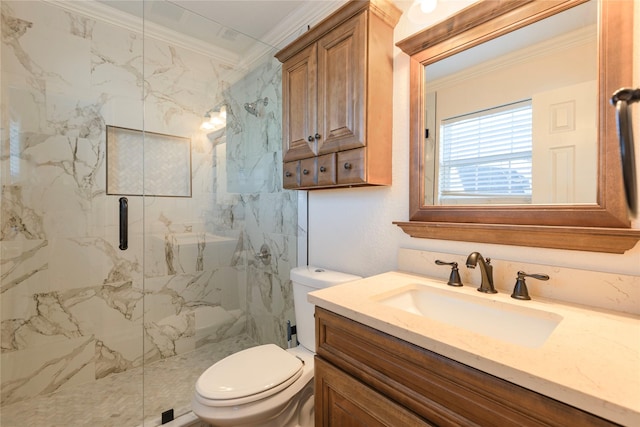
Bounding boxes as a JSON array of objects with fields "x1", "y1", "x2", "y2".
[{"x1": 395, "y1": 0, "x2": 640, "y2": 253}]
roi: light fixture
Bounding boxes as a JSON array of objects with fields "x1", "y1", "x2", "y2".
[
  {"x1": 200, "y1": 104, "x2": 227, "y2": 131},
  {"x1": 408, "y1": 0, "x2": 438, "y2": 23}
]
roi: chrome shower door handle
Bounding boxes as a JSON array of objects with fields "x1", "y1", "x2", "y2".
[
  {"x1": 611, "y1": 87, "x2": 640, "y2": 216},
  {"x1": 119, "y1": 197, "x2": 128, "y2": 250}
]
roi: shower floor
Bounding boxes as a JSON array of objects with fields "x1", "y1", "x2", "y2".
[{"x1": 0, "y1": 334, "x2": 258, "y2": 427}]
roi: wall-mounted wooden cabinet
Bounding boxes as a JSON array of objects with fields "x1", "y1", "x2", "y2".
[
  {"x1": 315, "y1": 308, "x2": 618, "y2": 426},
  {"x1": 275, "y1": 0, "x2": 401, "y2": 190}
]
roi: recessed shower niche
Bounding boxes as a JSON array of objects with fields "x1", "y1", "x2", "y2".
[{"x1": 106, "y1": 125, "x2": 192, "y2": 197}]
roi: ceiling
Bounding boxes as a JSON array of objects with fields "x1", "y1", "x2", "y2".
[
  {"x1": 96, "y1": 0, "x2": 349, "y2": 65},
  {"x1": 168, "y1": 1, "x2": 312, "y2": 41}
]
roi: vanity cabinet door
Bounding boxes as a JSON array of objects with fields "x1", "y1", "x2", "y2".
[{"x1": 315, "y1": 357, "x2": 432, "y2": 427}]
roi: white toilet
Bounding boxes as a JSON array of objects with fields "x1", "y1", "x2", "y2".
[{"x1": 192, "y1": 266, "x2": 361, "y2": 427}]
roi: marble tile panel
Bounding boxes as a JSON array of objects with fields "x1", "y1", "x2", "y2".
[
  {"x1": 2, "y1": 2, "x2": 91, "y2": 95},
  {"x1": 142, "y1": 44, "x2": 215, "y2": 131},
  {"x1": 0, "y1": 241, "x2": 49, "y2": 313},
  {"x1": 256, "y1": 192, "x2": 298, "y2": 236},
  {"x1": 194, "y1": 306, "x2": 246, "y2": 348},
  {"x1": 144, "y1": 311, "x2": 195, "y2": 359},
  {"x1": 68, "y1": 287, "x2": 143, "y2": 352},
  {"x1": 0, "y1": 182, "x2": 45, "y2": 238},
  {"x1": 144, "y1": 275, "x2": 214, "y2": 318},
  {"x1": 244, "y1": 233, "x2": 296, "y2": 347},
  {"x1": 90, "y1": 24, "x2": 144, "y2": 110},
  {"x1": 101, "y1": 97, "x2": 145, "y2": 132},
  {"x1": 2, "y1": 82, "x2": 47, "y2": 135},
  {"x1": 49, "y1": 237, "x2": 141, "y2": 287},
  {"x1": 180, "y1": 268, "x2": 242, "y2": 310},
  {"x1": 162, "y1": 234, "x2": 237, "y2": 276},
  {"x1": 95, "y1": 334, "x2": 142, "y2": 380},
  {"x1": 1, "y1": 335, "x2": 96, "y2": 404}
]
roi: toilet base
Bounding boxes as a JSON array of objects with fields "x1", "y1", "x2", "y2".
[
  {"x1": 192, "y1": 376, "x2": 313, "y2": 427},
  {"x1": 192, "y1": 346, "x2": 316, "y2": 427}
]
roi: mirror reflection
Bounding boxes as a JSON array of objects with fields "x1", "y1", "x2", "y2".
[{"x1": 424, "y1": 0, "x2": 597, "y2": 206}]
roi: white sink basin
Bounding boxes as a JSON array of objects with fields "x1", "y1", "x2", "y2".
[{"x1": 373, "y1": 284, "x2": 562, "y2": 348}]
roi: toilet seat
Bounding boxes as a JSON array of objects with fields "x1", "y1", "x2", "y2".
[{"x1": 195, "y1": 344, "x2": 303, "y2": 407}]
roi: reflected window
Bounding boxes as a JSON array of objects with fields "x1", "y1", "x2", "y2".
[{"x1": 439, "y1": 100, "x2": 532, "y2": 204}]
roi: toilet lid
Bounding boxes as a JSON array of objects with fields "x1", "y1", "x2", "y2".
[{"x1": 196, "y1": 344, "x2": 303, "y2": 401}]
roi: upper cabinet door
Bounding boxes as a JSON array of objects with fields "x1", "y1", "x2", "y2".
[
  {"x1": 282, "y1": 43, "x2": 317, "y2": 162},
  {"x1": 317, "y1": 13, "x2": 366, "y2": 155}
]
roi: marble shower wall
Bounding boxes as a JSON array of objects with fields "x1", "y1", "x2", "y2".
[
  {"x1": 225, "y1": 58, "x2": 298, "y2": 348},
  {"x1": 0, "y1": 0, "x2": 295, "y2": 407}
]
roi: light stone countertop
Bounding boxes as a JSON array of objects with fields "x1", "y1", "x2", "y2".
[{"x1": 308, "y1": 271, "x2": 640, "y2": 426}]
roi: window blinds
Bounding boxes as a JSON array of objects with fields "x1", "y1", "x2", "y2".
[{"x1": 439, "y1": 100, "x2": 532, "y2": 202}]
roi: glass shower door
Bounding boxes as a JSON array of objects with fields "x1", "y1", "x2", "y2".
[
  {"x1": 1, "y1": 0, "x2": 299, "y2": 424},
  {"x1": 138, "y1": 1, "x2": 297, "y2": 423},
  {"x1": 0, "y1": 0, "x2": 146, "y2": 425},
  {"x1": 138, "y1": 2, "x2": 256, "y2": 422}
]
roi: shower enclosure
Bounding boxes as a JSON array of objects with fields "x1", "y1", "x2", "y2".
[{"x1": 0, "y1": 1, "x2": 297, "y2": 425}]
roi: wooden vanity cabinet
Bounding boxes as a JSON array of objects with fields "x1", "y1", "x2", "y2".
[
  {"x1": 315, "y1": 357, "x2": 432, "y2": 426},
  {"x1": 315, "y1": 308, "x2": 619, "y2": 427},
  {"x1": 276, "y1": 0, "x2": 400, "y2": 190}
]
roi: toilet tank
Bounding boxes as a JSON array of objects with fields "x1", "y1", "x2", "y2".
[{"x1": 291, "y1": 266, "x2": 362, "y2": 352}]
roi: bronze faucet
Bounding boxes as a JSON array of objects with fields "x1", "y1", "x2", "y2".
[{"x1": 466, "y1": 252, "x2": 497, "y2": 294}]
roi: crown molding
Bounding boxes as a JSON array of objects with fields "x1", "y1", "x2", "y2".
[
  {"x1": 43, "y1": 0, "x2": 347, "y2": 70},
  {"x1": 262, "y1": 1, "x2": 349, "y2": 50},
  {"x1": 44, "y1": 0, "x2": 242, "y2": 66}
]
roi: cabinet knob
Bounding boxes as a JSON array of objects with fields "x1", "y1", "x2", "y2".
[
  {"x1": 344, "y1": 162, "x2": 352, "y2": 170},
  {"x1": 303, "y1": 169, "x2": 309, "y2": 175},
  {"x1": 308, "y1": 135, "x2": 314, "y2": 142},
  {"x1": 319, "y1": 166, "x2": 326, "y2": 173},
  {"x1": 314, "y1": 133, "x2": 321, "y2": 140},
  {"x1": 285, "y1": 171, "x2": 292, "y2": 177}
]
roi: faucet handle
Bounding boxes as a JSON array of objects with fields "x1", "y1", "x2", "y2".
[
  {"x1": 511, "y1": 271, "x2": 550, "y2": 300},
  {"x1": 435, "y1": 260, "x2": 463, "y2": 287}
]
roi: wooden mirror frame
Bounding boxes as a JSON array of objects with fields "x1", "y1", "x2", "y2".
[{"x1": 394, "y1": 0, "x2": 640, "y2": 253}]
